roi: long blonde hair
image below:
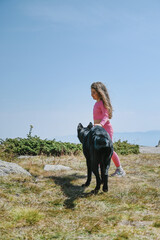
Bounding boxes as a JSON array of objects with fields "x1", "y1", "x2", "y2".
[{"x1": 91, "y1": 82, "x2": 113, "y2": 119}]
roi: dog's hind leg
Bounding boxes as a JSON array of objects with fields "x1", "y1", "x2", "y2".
[
  {"x1": 82, "y1": 158, "x2": 92, "y2": 187},
  {"x1": 103, "y1": 159, "x2": 111, "y2": 192},
  {"x1": 102, "y1": 166, "x2": 109, "y2": 192},
  {"x1": 101, "y1": 150, "x2": 111, "y2": 192},
  {"x1": 92, "y1": 163, "x2": 101, "y2": 194},
  {"x1": 100, "y1": 162, "x2": 105, "y2": 184}
]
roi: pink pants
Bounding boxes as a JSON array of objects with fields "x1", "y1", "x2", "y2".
[{"x1": 103, "y1": 123, "x2": 120, "y2": 167}]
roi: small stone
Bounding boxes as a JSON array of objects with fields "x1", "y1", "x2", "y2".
[{"x1": 17, "y1": 156, "x2": 35, "y2": 159}]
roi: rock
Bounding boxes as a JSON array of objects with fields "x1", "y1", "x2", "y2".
[
  {"x1": 44, "y1": 164, "x2": 71, "y2": 171},
  {"x1": 0, "y1": 159, "x2": 31, "y2": 177},
  {"x1": 156, "y1": 140, "x2": 160, "y2": 147}
]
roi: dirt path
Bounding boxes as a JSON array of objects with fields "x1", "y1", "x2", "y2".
[{"x1": 139, "y1": 146, "x2": 160, "y2": 154}]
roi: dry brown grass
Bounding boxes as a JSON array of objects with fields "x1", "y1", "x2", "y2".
[{"x1": 0, "y1": 153, "x2": 160, "y2": 239}]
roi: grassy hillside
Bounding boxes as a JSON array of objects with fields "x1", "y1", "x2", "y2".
[{"x1": 0, "y1": 152, "x2": 160, "y2": 239}]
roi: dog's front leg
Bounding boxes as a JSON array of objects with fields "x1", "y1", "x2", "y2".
[{"x1": 82, "y1": 158, "x2": 92, "y2": 187}]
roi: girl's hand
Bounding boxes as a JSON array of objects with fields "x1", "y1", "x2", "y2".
[{"x1": 94, "y1": 123, "x2": 102, "y2": 127}]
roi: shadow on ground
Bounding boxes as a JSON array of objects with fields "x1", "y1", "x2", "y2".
[{"x1": 46, "y1": 173, "x2": 94, "y2": 209}]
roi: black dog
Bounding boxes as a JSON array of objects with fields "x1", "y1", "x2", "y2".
[{"x1": 77, "y1": 122, "x2": 113, "y2": 194}]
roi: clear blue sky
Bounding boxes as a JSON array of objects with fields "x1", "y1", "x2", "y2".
[{"x1": 1, "y1": 0, "x2": 160, "y2": 139}]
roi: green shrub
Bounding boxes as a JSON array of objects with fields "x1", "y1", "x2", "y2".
[
  {"x1": 0, "y1": 136, "x2": 82, "y2": 157},
  {"x1": 0, "y1": 136, "x2": 139, "y2": 158},
  {"x1": 113, "y1": 140, "x2": 139, "y2": 155}
]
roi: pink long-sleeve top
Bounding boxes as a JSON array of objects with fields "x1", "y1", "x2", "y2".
[{"x1": 93, "y1": 100, "x2": 110, "y2": 127}]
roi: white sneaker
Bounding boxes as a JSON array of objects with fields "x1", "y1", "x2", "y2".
[{"x1": 110, "y1": 166, "x2": 126, "y2": 177}]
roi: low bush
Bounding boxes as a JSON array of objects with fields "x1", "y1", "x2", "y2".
[
  {"x1": 0, "y1": 136, "x2": 82, "y2": 157},
  {"x1": 113, "y1": 139, "x2": 139, "y2": 155},
  {"x1": 0, "y1": 125, "x2": 139, "y2": 157},
  {"x1": 0, "y1": 137, "x2": 139, "y2": 157}
]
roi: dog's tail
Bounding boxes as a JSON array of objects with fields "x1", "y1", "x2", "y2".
[
  {"x1": 94, "y1": 136, "x2": 111, "y2": 150},
  {"x1": 94, "y1": 136, "x2": 113, "y2": 160}
]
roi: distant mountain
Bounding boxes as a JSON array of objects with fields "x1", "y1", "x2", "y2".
[
  {"x1": 55, "y1": 130, "x2": 160, "y2": 147},
  {"x1": 113, "y1": 130, "x2": 160, "y2": 147}
]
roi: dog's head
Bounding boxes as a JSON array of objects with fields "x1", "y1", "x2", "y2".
[{"x1": 77, "y1": 122, "x2": 93, "y2": 143}]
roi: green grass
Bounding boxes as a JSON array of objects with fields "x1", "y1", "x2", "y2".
[
  {"x1": 0, "y1": 153, "x2": 159, "y2": 239},
  {"x1": 11, "y1": 207, "x2": 44, "y2": 225}
]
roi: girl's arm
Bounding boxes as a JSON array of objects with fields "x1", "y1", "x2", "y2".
[{"x1": 100, "y1": 102, "x2": 109, "y2": 126}]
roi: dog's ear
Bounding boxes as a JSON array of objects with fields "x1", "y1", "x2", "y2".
[
  {"x1": 87, "y1": 122, "x2": 93, "y2": 129},
  {"x1": 77, "y1": 123, "x2": 83, "y2": 130}
]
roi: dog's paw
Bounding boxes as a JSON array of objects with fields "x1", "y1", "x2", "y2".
[
  {"x1": 103, "y1": 187, "x2": 108, "y2": 192},
  {"x1": 91, "y1": 189, "x2": 99, "y2": 195},
  {"x1": 82, "y1": 182, "x2": 90, "y2": 187}
]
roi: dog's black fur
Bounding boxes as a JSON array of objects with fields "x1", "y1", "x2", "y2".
[{"x1": 77, "y1": 122, "x2": 113, "y2": 194}]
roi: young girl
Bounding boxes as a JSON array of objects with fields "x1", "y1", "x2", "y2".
[{"x1": 91, "y1": 82, "x2": 126, "y2": 177}]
